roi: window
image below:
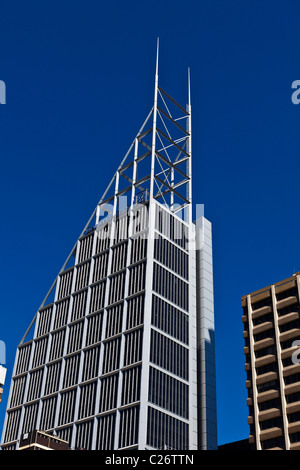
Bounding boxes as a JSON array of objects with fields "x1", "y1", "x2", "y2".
[
  {"x1": 147, "y1": 406, "x2": 188, "y2": 450},
  {"x1": 150, "y1": 329, "x2": 188, "y2": 380}
]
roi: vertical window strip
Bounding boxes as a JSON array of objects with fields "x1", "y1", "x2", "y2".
[
  {"x1": 123, "y1": 329, "x2": 143, "y2": 367},
  {"x1": 78, "y1": 382, "x2": 97, "y2": 420},
  {"x1": 82, "y1": 346, "x2": 100, "y2": 382},
  {"x1": 57, "y1": 269, "x2": 73, "y2": 300},
  {"x1": 40, "y1": 395, "x2": 57, "y2": 431},
  {"x1": 58, "y1": 389, "x2": 76, "y2": 426},
  {"x1": 22, "y1": 403, "x2": 39, "y2": 435},
  {"x1": 63, "y1": 354, "x2": 80, "y2": 389},
  {"x1": 85, "y1": 312, "x2": 103, "y2": 346},
  {"x1": 148, "y1": 366, "x2": 188, "y2": 419},
  {"x1": 67, "y1": 321, "x2": 84, "y2": 355},
  {"x1": 131, "y1": 203, "x2": 148, "y2": 235},
  {"x1": 90, "y1": 282, "x2": 106, "y2": 313},
  {"x1": 54, "y1": 298, "x2": 70, "y2": 330},
  {"x1": 9, "y1": 376, "x2": 26, "y2": 408},
  {"x1": 56, "y1": 426, "x2": 73, "y2": 445},
  {"x1": 147, "y1": 406, "x2": 189, "y2": 450},
  {"x1": 16, "y1": 344, "x2": 32, "y2": 375},
  {"x1": 36, "y1": 306, "x2": 53, "y2": 338},
  {"x1": 78, "y1": 234, "x2": 93, "y2": 264},
  {"x1": 153, "y1": 263, "x2": 188, "y2": 311},
  {"x1": 155, "y1": 206, "x2": 188, "y2": 250},
  {"x1": 130, "y1": 236, "x2": 147, "y2": 264},
  {"x1": 114, "y1": 214, "x2": 129, "y2": 244},
  {"x1": 154, "y1": 235, "x2": 188, "y2": 280},
  {"x1": 95, "y1": 223, "x2": 111, "y2": 254},
  {"x1": 150, "y1": 330, "x2": 189, "y2": 381},
  {"x1": 151, "y1": 295, "x2": 189, "y2": 345},
  {"x1": 128, "y1": 262, "x2": 146, "y2": 297},
  {"x1": 75, "y1": 261, "x2": 91, "y2": 291},
  {"x1": 96, "y1": 413, "x2": 116, "y2": 450},
  {"x1": 49, "y1": 329, "x2": 66, "y2": 362},
  {"x1": 75, "y1": 420, "x2": 94, "y2": 450},
  {"x1": 26, "y1": 368, "x2": 43, "y2": 402},
  {"x1": 71, "y1": 290, "x2": 88, "y2": 322},
  {"x1": 102, "y1": 338, "x2": 121, "y2": 375},
  {"x1": 93, "y1": 252, "x2": 109, "y2": 283},
  {"x1": 118, "y1": 405, "x2": 139, "y2": 449},
  {"x1": 109, "y1": 272, "x2": 125, "y2": 305},
  {"x1": 99, "y1": 374, "x2": 118, "y2": 412},
  {"x1": 105, "y1": 304, "x2": 123, "y2": 338},
  {"x1": 32, "y1": 337, "x2": 48, "y2": 369},
  {"x1": 121, "y1": 366, "x2": 141, "y2": 406},
  {"x1": 126, "y1": 294, "x2": 145, "y2": 330},
  {"x1": 111, "y1": 242, "x2": 128, "y2": 274},
  {"x1": 4, "y1": 409, "x2": 21, "y2": 443},
  {"x1": 44, "y1": 361, "x2": 62, "y2": 396}
]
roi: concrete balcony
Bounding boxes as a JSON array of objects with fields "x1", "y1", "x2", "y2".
[
  {"x1": 259, "y1": 408, "x2": 281, "y2": 422},
  {"x1": 278, "y1": 311, "x2": 300, "y2": 327},
  {"x1": 288, "y1": 421, "x2": 300, "y2": 434},
  {"x1": 290, "y1": 441, "x2": 300, "y2": 450},
  {"x1": 255, "y1": 354, "x2": 276, "y2": 369},
  {"x1": 265, "y1": 446, "x2": 283, "y2": 450},
  {"x1": 254, "y1": 337, "x2": 275, "y2": 352},
  {"x1": 246, "y1": 379, "x2": 252, "y2": 389},
  {"x1": 286, "y1": 400, "x2": 300, "y2": 414},
  {"x1": 280, "y1": 328, "x2": 300, "y2": 343},
  {"x1": 251, "y1": 306, "x2": 272, "y2": 320},
  {"x1": 253, "y1": 321, "x2": 273, "y2": 336},
  {"x1": 276, "y1": 296, "x2": 298, "y2": 311},
  {"x1": 283, "y1": 363, "x2": 300, "y2": 378},
  {"x1": 257, "y1": 389, "x2": 280, "y2": 403},
  {"x1": 281, "y1": 344, "x2": 299, "y2": 360},
  {"x1": 256, "y1": 371, "x2": 278, "y2": 386},
  {"x1": 260, "y1": 427, "x2": 283, "y2": 442},
  {"x1": 285, "y1": 382, "x2": 300, "y2": 396}
]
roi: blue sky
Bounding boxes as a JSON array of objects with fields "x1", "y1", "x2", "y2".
[{"x1": 1, "y1": 0, "x2": 300, "y2": 446}]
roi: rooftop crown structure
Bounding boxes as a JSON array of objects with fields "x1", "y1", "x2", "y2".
[{"x1": 1, "y1": 42, "x2": 217, "y2": 450}]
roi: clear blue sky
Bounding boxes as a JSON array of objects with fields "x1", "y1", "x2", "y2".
[{"x1": 1, "y1": 0, "x2": 300, "y2": 447}]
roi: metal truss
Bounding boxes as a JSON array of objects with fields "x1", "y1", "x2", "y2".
[
  {"x1": 20, "y1": 40, "x2": 192, "y2": 342},
  {"x1": 96, "y1": 41, "x2": 192, "y2": 224}
]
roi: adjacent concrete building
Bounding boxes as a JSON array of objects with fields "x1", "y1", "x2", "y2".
[
  {"x1": 1, "y1": 51, "x2": 217, "y2": 450},
  {"x1": 242, "y1": 272, "x2": 300, "y2": 450},
  {"x1": 18, "y1": 430, "x2": 71, "y2": 450}
]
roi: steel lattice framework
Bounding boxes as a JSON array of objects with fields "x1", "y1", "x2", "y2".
[
  {"x1": 1, "y1": 42, "x2": 217, "y2": 451},
  {"x1": 21, "y1": 40, "x2": 192, "y2": 337}
]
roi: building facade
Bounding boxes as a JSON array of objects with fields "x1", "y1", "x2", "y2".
[
  {"x1": 242, "y1": 272, "x2": 300, "y2": 450},
  {"x1": 18, "y1": 430, "x2": 71, "y2": 450},
  {"x1": 1, "y1": 54, "x2": 217, "y2": 450}
]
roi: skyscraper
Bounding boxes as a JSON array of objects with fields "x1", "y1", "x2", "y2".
[
  {"x1": 242, "y1": 272, "x2": 300, "y2": 450},
  {"x1": 1, "y1": 46, "x2": 217, "y2": 450}
]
